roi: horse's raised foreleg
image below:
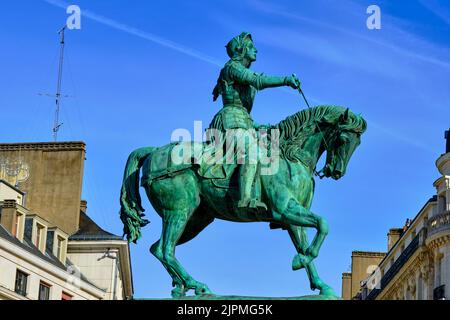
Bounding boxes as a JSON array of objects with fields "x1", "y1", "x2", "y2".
[
  {"x1": 288, "y1": 226, "x2": 337, "y2": 296},
  {"x1": 272, "y1": 198, "x2": 328, "y2": 265}
]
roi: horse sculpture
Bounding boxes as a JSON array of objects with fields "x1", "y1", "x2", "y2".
[{"x1": 120, "y1": 105, "x2": 366, "y2": 298}]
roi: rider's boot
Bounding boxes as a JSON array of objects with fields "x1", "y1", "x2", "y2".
[{"x1": 237, "y1": 163, "x2": 268, "y2": 212}]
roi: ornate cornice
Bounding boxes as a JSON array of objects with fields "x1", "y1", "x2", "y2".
[
  {"x1": 352, "y1": 251, "x2": 386, "y2": 258},
  {"x1": 427, "y1": 234, "x2": 450, "y2": 249},
  {"x1": 436, "y1": 152, "x2": 450, "y2": 176},
  {"x1": 378, "y1": 248, "x2": 432, "y2": 300}
]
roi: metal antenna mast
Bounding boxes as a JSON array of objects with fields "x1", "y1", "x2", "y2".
[{"x1": 53, "y1": 26, "x2": 66, "y2": 141}]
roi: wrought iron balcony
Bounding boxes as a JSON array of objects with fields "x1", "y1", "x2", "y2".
[
  {"x1": 366, "y1": 234, "x2": 420, "y2": 300},
  {"x1": 429, "y1": 211, "x2": 450, "y2": 237}
]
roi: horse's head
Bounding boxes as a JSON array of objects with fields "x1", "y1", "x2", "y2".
[{"x1": 320, "y1": 109, "x2": 366, "y2": 180}]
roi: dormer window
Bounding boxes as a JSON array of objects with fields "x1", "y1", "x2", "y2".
[
  {"x1": 46, "y1": 227, "x2": 68, "y2": 263},
  {"x1": 35, "y1": 223, "x2": 46, "y2": 252},
  {"x1": 23, "y1": 214, "x2": 50, "y2": 253},
  {"x1": 57, "y1": 236, "x2": 64, "y2": 260}
]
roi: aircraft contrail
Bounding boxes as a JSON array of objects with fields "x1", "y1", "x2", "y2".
[{"x1": 43, "y1": 0, "x2": 222, "y2": 66}]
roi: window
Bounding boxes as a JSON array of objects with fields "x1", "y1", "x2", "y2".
[
  {"x1": 46, "y1": 230, "x2": 55, "y2": 252},
  {"x1": 35, "y1": 223, "x2": 46, "y2": 251},
  {"x1": 14, "y1": 270, "x2": 28, "y2": 297},
  {"x1": 38, "y1": 282, "x2": 51, "y2": 300},
  {"x1": 438, "y1": 256, "x2": 444, "y2": 286},
  {"x1": 36, "y1": 225, "x2": 43, "y2": 248},
  {"x1": 57, "y1": 237, "x2": 63, "y2": 260},
  {"x1": 61, "y1": 292, "x2": 72, "y2": 300},
  {"x1": 24, "y1": 218, "x2": 33, "y2": 240}
]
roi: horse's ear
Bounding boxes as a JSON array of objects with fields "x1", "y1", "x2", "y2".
[{"x1": 340, "y1": 108, "x2": 350, "y2": 124}]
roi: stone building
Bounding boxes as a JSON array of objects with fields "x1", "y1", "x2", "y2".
[
  {"x1": 0, "y1": 142, "x2": 133, "y2": 300},
  {"x1": 342, "y1": 130, "x2": 450, "y2": 300}
]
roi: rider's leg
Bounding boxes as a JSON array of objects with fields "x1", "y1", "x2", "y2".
[
  {"x1": 235, "y1": 128, "x2": 267, "y2": 210},
  {"x1": 238, "y1": 163, "x2": 261, "y2": 208}
]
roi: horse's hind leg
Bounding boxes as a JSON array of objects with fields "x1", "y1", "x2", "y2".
[
  {"x1": 156, "y1": 208, "x2": 213, "y2": 297},
  {"x1": 147, "y1": 171, "x2": 213, "y2": 297},
  {"x1": 177, "y1": 203, "x2": 214, "y2": 246},
  {"x1": 288, "y1": 226, "x2": 336, "y2": 296},
  {"x1": 150, "y1": 238, "x2": 186, "y2": 297}
]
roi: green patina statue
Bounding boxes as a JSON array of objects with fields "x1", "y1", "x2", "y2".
[
  {"x1": 119, "y1": 32, "x2": 367, "y2": 299},
  {"x1": 210, "y1": 32, "x2": 300, "y2": 212}
]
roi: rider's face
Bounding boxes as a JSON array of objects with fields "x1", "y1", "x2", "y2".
[{"x1": 245, "y1": 41, "x2": 258, "y2": 62}]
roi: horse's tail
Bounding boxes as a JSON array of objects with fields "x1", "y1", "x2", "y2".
[{"x1": 120, "y1": 146, "x2": 155, "y2": 243}]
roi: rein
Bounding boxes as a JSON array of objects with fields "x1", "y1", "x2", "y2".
[{"x1": 295, "y1": 85, "x2": 332, "y2": 180}]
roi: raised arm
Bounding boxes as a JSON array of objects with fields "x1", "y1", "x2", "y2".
[{"x1": 229, "y1": 63, "x2": 300, "y2": 90}]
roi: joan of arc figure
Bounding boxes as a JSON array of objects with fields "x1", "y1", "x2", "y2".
[{"x1": 209, "y1": 32, "x2": 300, "y2": 212}]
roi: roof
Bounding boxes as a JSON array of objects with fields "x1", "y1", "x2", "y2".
[
  {"x1": 371, "y1": 195, "x2": 437, "y2": 268},
  {"x1": 69, "y1": 211, "x2": 123, "y2": 241},
  {"x1": 0, "y1": 179, "x2": 25, "y2": 195},
  {"x1": 0, "y1": 224, "x2": 66, "y2": 270},
  {"x1": 0, "y1": 141, "x2": 85, "y2": 152},
  {"x1": 0, "y1": 224, "x2": 105, "y2": 292}
]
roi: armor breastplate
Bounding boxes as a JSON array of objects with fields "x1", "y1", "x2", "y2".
[{"x1": 219, "y1": 66, "x2": 256, "y2": 113}]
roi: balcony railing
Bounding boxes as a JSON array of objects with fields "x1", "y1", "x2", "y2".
[
  {"x1": 366, "y1": 234, "x2": 420, "y2": 300},
  {"x1": 429, "y1": 211, "x2": 450, "y2": 237}
]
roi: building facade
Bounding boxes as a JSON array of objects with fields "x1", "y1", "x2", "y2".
[
  {"x1": 342, "y1": 130, "x2": 450, "y2": 300},
  {"x1": 0, "y1": 142, "x2": 133, "y2": 300}
]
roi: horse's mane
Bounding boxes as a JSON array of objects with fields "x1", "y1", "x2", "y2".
[{"x1": 275, "y1": 105, "x2": 367, "y2": 162}]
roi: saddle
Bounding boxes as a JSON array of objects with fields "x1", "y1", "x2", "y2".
[{"x1": 141, "y1": 141, "x2": 256, "y2": 190}]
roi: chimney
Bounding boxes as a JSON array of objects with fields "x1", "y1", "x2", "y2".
[
  {"x1": 80, "y1": 200, "x2": 87, "y2": 214},
  {"x1": 387, "y1": 228, "x2": 403, "y2": 251},
  {"x1": 0, "y1": 200, "x2": 19, "y2": 235},
  {"x1": 445, "y1": 129, "x2": 449, "y2": 153}
]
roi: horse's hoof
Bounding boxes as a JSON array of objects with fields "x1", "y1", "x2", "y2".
[
  {"x1": 319, "y1": 286, "x2": 337, "y2": 297},
  {"x1": 171, "y1": 286, "x2": 186, "y2": 298},
  {"x1": 195, "y1": 285, "x2": 213, "y2": 296}
]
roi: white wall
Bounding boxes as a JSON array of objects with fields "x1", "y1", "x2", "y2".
[
  {"x1": 0, "y1": 239, "x2": 104, "y2": 300},
  {"x1": 0, "y1": 183, "x2": 23, "y2": 204},
  {"x1": 67, "y1": 248, "x2": 125, "y2": 300}
]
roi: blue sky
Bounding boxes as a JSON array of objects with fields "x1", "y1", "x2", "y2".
[{"x1": 1, "y1": 0, "x2": 449, "y2": 298}]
